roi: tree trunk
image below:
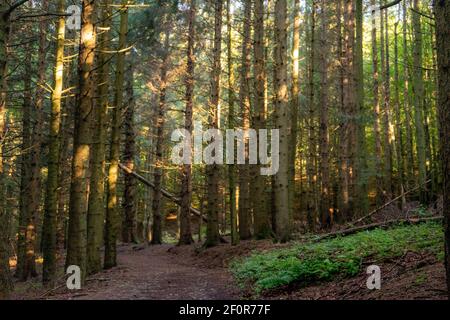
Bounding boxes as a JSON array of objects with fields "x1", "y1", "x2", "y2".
[
  {"x1": 273, "y1": 0, "x2": 291, "y2": 242},
  {"x1": 66, "y1": 0, "x2": 97, "y2": 282},
  {"x1": 151, "y1": 28, "x2": 170, "y2": 245},
  {"x1": 105, "y1": 0, "x2": 128, "y2": 267},
  {"x1": 179, "y1": 0, "x2": 196, "y2": 245},
  {"x1": 122, "y1": 53, "x2": 137, "y2": 244},
  {"x1": 204, "y1": 0, "x2": 223, "y2": 247},
  {"x1": 434, "y1": 0, "x2": 450, "y2": 299},
  {"x1": 86, "y1": 0, "x2": 111, "y2": 274},
  {"x1": 42, "y1": 0, "x2": 66, "y2": 284},
  {"x1": 226, "y1": 0, "x2": 239, "y2": 246},
  {"x1": 411, "y1": 0, "x2": 428, "y2": 204},
  {"x1": 238, "y1": 0, "x2": 252, "y2": 240},
  {"x1": 252, "y1": 0, "x2": 270, "y2": 239}
]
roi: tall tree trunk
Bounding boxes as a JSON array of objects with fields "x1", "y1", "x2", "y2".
[
  {"x1": 42, "y1": 0, "x2": 66, "y2": 284},
  {"x1": 122, "y1": 53, "x2": 137, "y2": 244},
  {"x1": 355, "y1": 0, "x2": 368, "y2": 216},
  {"x1": 319, "y1": 0, "x2": 330, "y2": 227},
  {"x1": 252, "y1": 0, "x2": 270, "y2": 239},
  {"x1": 307, "y1": 0, "x2": 317, "y2": 229},
  {"x1": 288, "y1": 0, "x2": 300, "y2": 227},
  {"x1": 273, "y1": 0, "x2": 291, "y2": 242},
  {"x1": 411, "y1": 0, "x2": 427, "y2": 203},
  {"x1": 179, "y1": 0, "x2": 196, "y2": 245},
  {"x1": 393, "y1": 21, "x2": 406, "y2": 210},
  {"x1": 16, "y1": 43, "x2": 32, "y2": 279},
  {"x1": 380, "y1": 4, "x2": 393, "y2": 198},
  {"x1": 204, "y1": 0, "x2": 223, "y2": 247},
  {"x1": 66, "y1": 0, "x2": 97, "y2": 281},
  {"x1": 151, "y1": 28, "x2": 170, "y2": 245},
  {"x1": 238, "y1": 0, "x2": 252, "y2": 240},
  {"x1": 87, "y1": 0, "x2": 111, "y2": 274},
  {"x1": 0, "y1": 1, "x2": 12, "y2": 299},
  {"x1": 105, "y1": 0, "x2": 128, "y2": 267},
  {"x1": 434, "y1": 0, "x2": 450, "y2": 299},
  {"x1": 226, "y1": 0, "x2": 239, "y2": 246},
  {"x1": 18, "y1": 0, "x2": 48, "y2": 281}
]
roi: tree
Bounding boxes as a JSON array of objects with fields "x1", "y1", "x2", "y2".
[
  {"x1": 42, "y1": 0, "x2": 66, "y2": 284},
  {"x1": 204, "y1": 0, "x2": 223, "y2": 247},
  {"x1": 179, "y1": 0, "x2": 196, "y2": 245},
  {"x1": 122, "y1": 52, "x2": 138, "y2": 244},
  {"x1": 105, "y1": 0, "x2": 128, "y2": 267},
  {"x1": 252, "y1": 0, "x2": 271, "y2": 239},
  {"x1": 434, "y1": 0, "x2": 450, "y2": 299},
  {"x1": 411, "y1": 0, "x2": 427, "y2": 204},
  {"x1": 87, "y1": 0, "x2": 112, "y2": 274},
  {"x1": 273, "y1": 0, "x2": 290, "y2": 242},
  {"x1": 238, "y1": 0, "x2": 252, "y2": 240},
  {"x1": 226, "y1": 0, "x2": 238, "y2": 246},
  {"x1": 66, "y1": 0, "x2": 97, "y2": 282}
]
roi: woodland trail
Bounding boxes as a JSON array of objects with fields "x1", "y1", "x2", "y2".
[{"x1": 58, "y1": 244, "x2": 240, "y2": 300}]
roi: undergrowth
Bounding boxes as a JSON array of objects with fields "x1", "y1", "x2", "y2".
[{"x1": 230, "y1": 221, "x2": 443, "y2": 294}]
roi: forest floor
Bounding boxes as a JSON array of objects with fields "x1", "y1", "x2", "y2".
[{"x1": 11, "y1": 236, "x2": 447, "y2": 300}]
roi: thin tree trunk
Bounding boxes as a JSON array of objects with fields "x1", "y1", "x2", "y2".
[
  {"x1": 105, "y1": 0, "x2": 128, "y2": 267},
  {"x1": 204, "y1": 0, "x2": 223, "y2": 247},
  {"x1": 434, "y1": 0, "x2": 450, "y2": 299},
  {"x1": 66, "y1": 0, "x2": 97, "y2": 282},
  {"x1": 226, "y1": 0, "x2": 238, "y2": 246},
  {"x1": 273, "y1": 0, "x2": 291, "y2": 242},
  {"x1": 42, "y1": 0, "x2": 66, "y2": 284},
  {"x1": 179, "y1": 0, "x2": 196, "y2": 245},
  {"x1": 87, "y1": 0, "x2": 111, "y2": 274},
  {"x1": 237, "y1": 0, "x2": 252, "y2": 240},
  {"x1": 411, "y1": 0, "x2": 428, "y2": 204},
  {"x1": 252, "y1": 0, "x2": 270, "y2": 239}
]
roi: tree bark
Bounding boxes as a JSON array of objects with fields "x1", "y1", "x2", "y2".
[
  {"x1": 273, "y1": 0, "x2": 291, "y2": 242},
  {"x1": 434, "y1": 0, "x2": 450, "y2": 299},
  {"x1": 66, "y1": 0, "x2": 97, "y2": 282},
  {"x1": 105, "y1": 0, "x2": 128, "y2": 267},
  {"x1": 42, "y1": 0, "x2": 66, "y2": 284}
]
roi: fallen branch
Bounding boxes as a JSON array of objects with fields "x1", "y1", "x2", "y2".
[
  {"x1": 296, "y1": 216, "x2": 442, "y2": 242},
  {"x1": 346, "y1": 179, "x2": 432, "y2": 228},
  {"x1": 119, "y1": 163, "x2": 207, "y2": 222}
]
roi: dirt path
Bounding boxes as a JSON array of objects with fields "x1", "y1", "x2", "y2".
[{"x1": 46, "y1": 244, "x2": 240, "y2": 300}]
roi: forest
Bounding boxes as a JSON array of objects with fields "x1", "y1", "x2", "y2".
[{"x1": 0, "y1": 0, "x2": 449, "y2": 301}]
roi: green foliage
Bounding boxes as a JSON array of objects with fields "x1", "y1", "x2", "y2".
[{"x1": 230, "y1": 222, "x2": 443, "y2": 294}]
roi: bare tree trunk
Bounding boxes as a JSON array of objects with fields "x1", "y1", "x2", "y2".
[
  {"x1": 434, "y1": 0, "x2": 450, "y2": 299},
  {"x1": 205, "y1": 0, "x2": 223, "y2": 247},
  {"x1": 66, "y1": 0, "x2": 97, "y2": 282},
  {"x1": 273, "y1": 0, "x2": 291, "y2": 242},
  {"x1": 87, "y1": 0, "x2": 111, "y2": 274},
  {"x1": 179, "y1": 0, "x2": 196, "y2": 245},
  {"x1": 237, "y1": 0, "x2": 252, "y2": 240},
  {"x1": 226, "y1": 0, "x2": 238, "y2": 245},
  {"x1": 151, "y1": 28, "x2": 170, "y2": 245},
  {"x1": 252, "y1": 0, "x2": 270, "y2": 239},
  {"x1": 411, "y1": 0, "x2": 428, "y2": 204},
  {"x1": 42, "y1": 0, "x2": 66, "y2": 284},
  {"x1": 122, "y1": 54, "x2": 137, "y2": 244},
  {"x1": 105, "y1": 0, "x2": 128, "y2": 266}
]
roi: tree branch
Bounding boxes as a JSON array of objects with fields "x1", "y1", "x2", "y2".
[
  {"x1": 381, "y1": 0, "x2": 402, "y2": 10},
  {"x1": 6, "y1": 0, "x2": 30, "y2": 16}
]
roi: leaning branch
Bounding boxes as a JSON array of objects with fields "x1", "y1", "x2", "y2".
[
  {"x1": 118, "y1": 163, "x2": 207, "y2": 222},
  {"x1": 6, "y1": 0, "x2": 30, "y2": 16},
  {"x1": 346, "y1": 179, "x2": 432, "y2": 227},
  {"x1": 380, "y1": 0, "x2": 402, "y2": 10}
]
